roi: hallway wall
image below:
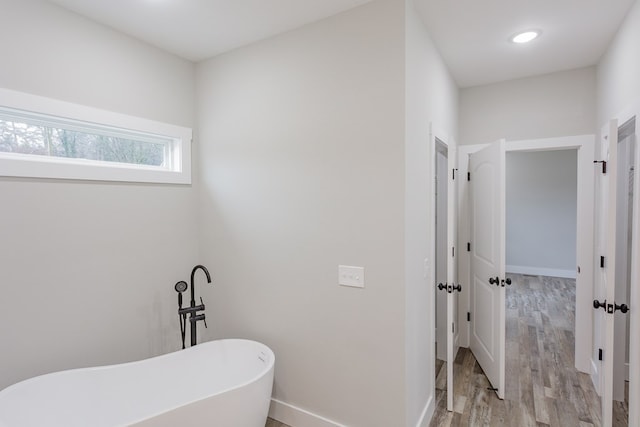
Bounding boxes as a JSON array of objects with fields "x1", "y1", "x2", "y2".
[
  {"x1": 597, "y1": 1, "x2": 640, "y2": 423},
  {"x1": 597, "y1": 0, "x2": 640, "y2": 124},
  {"x1": 459, "y1": 67, "x2": 596, "y2": 146}
]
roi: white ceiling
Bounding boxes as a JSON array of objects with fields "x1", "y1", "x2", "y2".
[
  {"x1": 45, "y1": 0, "x2": 372, "y2": 62},
  {"x1": 414, "y1": 0, "x2": 636, "y2": 87},
  {"x1": 45, "y1": 0, "x2": 636, "y2": 88}
]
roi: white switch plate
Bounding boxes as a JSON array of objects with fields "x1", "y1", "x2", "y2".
[{"x1": 338, "y1": 265, "x2": 364, "y2": 288}]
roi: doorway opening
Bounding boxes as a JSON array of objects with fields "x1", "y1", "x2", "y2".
[{"x1": 503, "y1": 149, "x2": 601, "y2": 422}]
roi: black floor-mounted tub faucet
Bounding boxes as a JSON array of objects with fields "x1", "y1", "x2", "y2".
[{"x1": 174, "y1": 265, "x2": 212, "y2": 348}]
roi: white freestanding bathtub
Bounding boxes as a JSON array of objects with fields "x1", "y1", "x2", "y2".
[{"x1": 0, "y1": 339, "x2": 274, "y2": 427}]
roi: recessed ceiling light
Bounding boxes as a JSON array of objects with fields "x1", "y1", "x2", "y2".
[{"x1": 511, "y1": 30, "x2": 541, "y2": 44}]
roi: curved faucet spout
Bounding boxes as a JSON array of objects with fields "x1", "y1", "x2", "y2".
[{"x1": 190, "y1": 265, "x2": 212, "y2": 305}]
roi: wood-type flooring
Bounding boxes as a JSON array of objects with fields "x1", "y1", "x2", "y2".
[
  {"x1": 430, "y1": 274, "x2": 630, "y2": 427},
  {"x1": 266, "y1": 275, "x2": 629, "y2": 427}
]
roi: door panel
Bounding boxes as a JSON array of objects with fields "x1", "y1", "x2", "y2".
[
  {"x1": 613, "y1": 130, "x2": 633, "y2": 403},
  {"x1": 473, "y1": 277, "x2": 495, "y2": 355},
  {"x1": 597, "y1": 119, "x2": 618, "y2": 427},
  {"x1": 469, "y1": 139, "x2": 506, "y2": 399},
  {"x1": 435, "y1": 147, "x2": 448, "y2": 362}
]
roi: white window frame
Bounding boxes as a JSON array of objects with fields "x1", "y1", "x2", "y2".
[{"x1": 0, "y1": 88, "x2": 192, "y2": 184}]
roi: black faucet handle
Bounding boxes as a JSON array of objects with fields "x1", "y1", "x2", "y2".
[{"x1": 200, "y1": 297, "x2": 207, "y2": 328}]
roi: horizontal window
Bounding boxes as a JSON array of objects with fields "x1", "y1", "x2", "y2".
[{"x1": 0, "y1": 89, "x2": 191, "y2": 184}]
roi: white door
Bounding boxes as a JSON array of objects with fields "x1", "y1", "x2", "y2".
[
  {"x1": 594, "y1": 119, "x2": 618, "y2": 427},
  {"x1": 469, "y1": 139, "x2": 506, "y2": 399},
  {"x1": 433, "y1": 134, "x2": 459, "y2": 412},
  {"x1": 613, "y1": 127, "x2": 633, "y2": 403},
  {"x1": 446, "y1": 145, "x2": 459, "y2": 411}
]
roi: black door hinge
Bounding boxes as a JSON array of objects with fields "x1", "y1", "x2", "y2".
[
  {"x1": 600, "y1": 256, "x2": 605, "y2": 268},
  {"x1": 467, "y1": 172, "x2": 471, "y2": 181},
  {"x1": 452, "y1": 323, "x2": 455, "y2": 333},
  {"x1": 467, "y1": 242, "x2": 471, "y2": 252},
  {"x1": 467, "y1": 312, "x2": 471, "y2": 322},
  {"x1": 599, "y1": 348, "x2": 603, "y2": 361},
  {"x1": 452, "y1": 168, "x2": 458, "y2": 180},
  {"x1": 594, "y1": 160, "x2": 607, "y2": 174},
  {"x1": 452, "y1": 246, "x2": 455, "y2": 257}
]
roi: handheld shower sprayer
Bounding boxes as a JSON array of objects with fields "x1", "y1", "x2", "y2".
[
  {"x1": 174, "y1": 281, "x2": 188, "y2": 349},
  {"x1": 175, "y1": 281, "x2": 188, "y2": 305}
]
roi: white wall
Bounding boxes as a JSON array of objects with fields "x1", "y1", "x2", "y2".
[
  {"x1": 196, "y1": 1, "x2": 407, "y2": 426},
  {"x1": 0, "y1": 2, "x2": 463, "y2": 425},
  {"x1": 597, "y1": 0, "x2": 640, "y2": 125},
  {"x1": 404, "y1": 1, "x2": 459, "y2": 424},
  {"x1": 505, "y1": 150, "x2": 577, "y2": 277},
  {"x1": 460, "y1": 67, "x2": 596, "y2": 146},
  {"x1": 0, "y1": 0, "x2": 197, "y2": 390}
]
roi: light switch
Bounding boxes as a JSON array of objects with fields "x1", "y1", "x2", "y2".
[{"x1": 338, "y1": 265, "x2": 364, "y2": 288}]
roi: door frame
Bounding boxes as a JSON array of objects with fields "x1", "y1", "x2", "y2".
[
  {"x1": 607, "y1": 102, "x2": 640, "y2": 427},
  {"x1": 457, "y1": 135, "x2": 595, "y2": 374},
  {"x1": 429, "y1": 123, "x2": 458, "y2": 411}
]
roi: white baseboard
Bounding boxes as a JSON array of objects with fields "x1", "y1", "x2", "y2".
[
  {"x1": 269, "y1": 398, "x2": 346, "y2": 427},
  {"x1": 626, "y1": 362, "x2": 630, "y2": 381},
  {"x1": 506, "y1": 265, "x2": 576, "y2": 279},
  {"x1": 270, "y1": 396, "x2": 436, "y2": 427},
  {"x1": 416, "y1": 395, "x2": 435, "y2": 427},
  {"x1": 591, "y1": 358, "x2": 601, "y2": 396}
]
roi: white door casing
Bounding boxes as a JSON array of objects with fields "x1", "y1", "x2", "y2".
[
  {"x1": 469, "y1": 139, "x2": 506, "y2": 399},
  {"x1": 446, "y1": 143, "x2": 459, "y2": 411},
  {"x1": 432, "y1": 129, "x2": 459, "y2": 412},
  {"x1": 628, "y1": 116, "x2": 640, "y2": 427}
]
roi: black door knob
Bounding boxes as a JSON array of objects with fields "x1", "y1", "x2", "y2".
[
  {"x1": 438, "y1": 283, "x2": 446, "y2": 291},
  {"x1": 501, "y1": 278, "x2": 512, "y2": 287},
  {"x1": 489, "y1": 276, "x2": 499, "y2": 285},
  {"x1": 452, "y1": 284, "x2": 462, "y2": 292},
  {"x1": 615, "y1": 303, "x2": 630, "y2": 314},
  {"x1": 593, "y1": 299, "x2": 606, "y2": 310}
]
